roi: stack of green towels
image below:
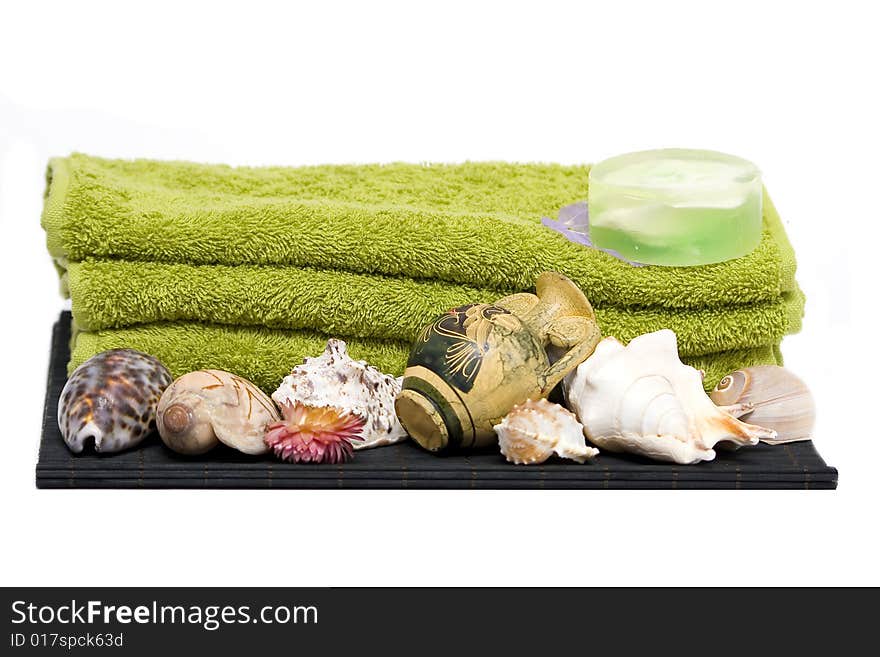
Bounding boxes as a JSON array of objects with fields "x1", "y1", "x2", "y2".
[{"x1": 42, "y1": 154, "x2": 803, "y2": 393}]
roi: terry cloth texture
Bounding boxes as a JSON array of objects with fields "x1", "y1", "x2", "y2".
[
  {"x1": 66, "y1": 260, "x2": 804, "y2": 358},
  {"x1": 45, "y1": 154, "x2": 803, "y2": 394},
  {"x1": 43, "y1": 154, "x2": 797, "y2": 309},
  {"x1": 69, "y1": 322, "x2": 783, "y2": 394}
]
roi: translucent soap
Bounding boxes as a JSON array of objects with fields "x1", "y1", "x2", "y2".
[{"x1": 588, "y1": 149, "x2": 762, "y2": 266}]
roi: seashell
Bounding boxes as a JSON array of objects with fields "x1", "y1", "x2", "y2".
[
  {"x1": 156, "y1": 370, "x2": 281, "y2": 455},
  {"x1": 564, "y1": 330, "x2": 776, "y2": 464},
  {"x1": 710, "y1": 366, "x2": 815, "y2": 444},
  {"x1": 58, "y1": 349, "x2": 172, "y2": 454},
  {"x1": 272, "y1": 339, "x2": 406, "y2": 450},
  {"x1": 494, "y1": 398, "x2": 599, "y2": 465},
  {"x1": 264, "y1": 401, "x2": 366, "y2": 464}
]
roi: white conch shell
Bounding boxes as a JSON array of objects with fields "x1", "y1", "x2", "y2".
[
  {"x1": 494, "y1": 398, "x2": 598, "y2": 465},
  {"x1": 710, "y1": 366, "x2": 815, "y2": 444},
  {"x1": 272, "y1": 339, "x2": 407, "y2": 450},
  {"x1": 563, "y1": 330, "x2": 776, "y2": 464}
]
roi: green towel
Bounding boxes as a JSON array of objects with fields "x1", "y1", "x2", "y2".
[
  {"x1": 43, "y1": 154, "x2": 797, "y2": 310},
  {"x1": 67, "y1": 260, "x2": 804, "y2": 358},
  {"x1": 69, "y1": 321, "x2": 783, "y2": 394}
]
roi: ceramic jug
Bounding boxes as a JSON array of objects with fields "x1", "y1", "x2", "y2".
[{"x1": 395, "y1": 272, "x2": 601, "y2": 452}]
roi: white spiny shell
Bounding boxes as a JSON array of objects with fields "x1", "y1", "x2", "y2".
[
  {"x1": 494, "y1": 398, "x2": 598, "y2": 465},
  {"x1": 563, "y1": 330, "x2": 776, "y2": 464},
  {"x1": 272, "y1": 339, "x2": 407, "y2": 450}
]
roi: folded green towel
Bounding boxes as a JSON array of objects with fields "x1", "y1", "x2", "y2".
[
  {"x1": 69, "y1": 320, "x2": 783, "y2": 394},
  {"x1": 67, "y1": 260, "x2": 804, "y2": 358},
  {"x1": 44, "y1": 154, "x2": 797, "y2": 310}
]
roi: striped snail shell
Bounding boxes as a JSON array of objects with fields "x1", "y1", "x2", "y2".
[{"x1": 710, "y1": 366, "x2": 815, "y2": 444}]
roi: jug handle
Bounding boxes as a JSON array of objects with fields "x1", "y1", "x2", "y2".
[{"x1": 539, "y1": 318, "x2": 602, "y2": 394}]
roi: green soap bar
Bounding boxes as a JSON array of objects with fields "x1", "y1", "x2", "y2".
[{"x1": 588, "y1": 149, "x2": 763, "y2": 266}]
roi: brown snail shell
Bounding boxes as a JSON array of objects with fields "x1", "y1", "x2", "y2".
[
  {"x1": 156, "y1": 370, "x2": 281, "y2": 455},
  {"x1": 710, "y1": 366, "x2": 815, "y2": 444}
]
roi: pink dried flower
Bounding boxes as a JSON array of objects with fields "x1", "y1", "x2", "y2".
[{"x1": 264, "y1": 401, "x2": 365, "y2": 464}]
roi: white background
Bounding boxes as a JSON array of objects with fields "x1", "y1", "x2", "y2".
[{"x1": 1, "y1": 0, "x2": 877, "y2": 586}]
